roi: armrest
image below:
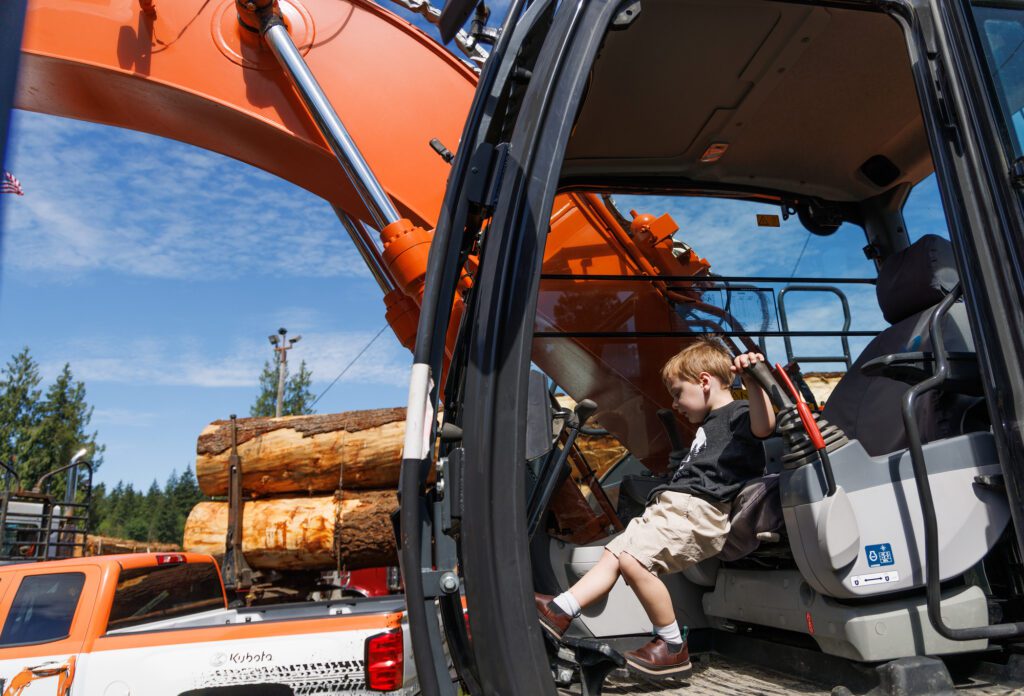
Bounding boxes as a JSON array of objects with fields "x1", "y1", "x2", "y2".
[{"x1": 861, "y1": 351, "x2": 981, "y2": 395}]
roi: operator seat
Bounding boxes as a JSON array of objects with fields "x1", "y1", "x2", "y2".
[{"x1": 821, "y1": 234, "x2": 975, "y2": 456}]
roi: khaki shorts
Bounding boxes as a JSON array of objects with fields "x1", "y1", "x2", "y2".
[{"x1": 605, "y1": 491, "x2": 731, "y2": 575}]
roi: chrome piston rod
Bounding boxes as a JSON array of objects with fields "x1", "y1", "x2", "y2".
[
  {"x1": 333, "y1": 205, "x2": 396, "y2": 294},
  {"x1": 262, "y1": 19, "x2": 402, "y2": 232}
]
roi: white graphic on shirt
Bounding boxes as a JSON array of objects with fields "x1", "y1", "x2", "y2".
[
  {"x1": 684, "y1": 427, "x2": 707, "y2": 463},
  {"x1": 670, "y1": 427, "x2": 708, "y2": 482}
]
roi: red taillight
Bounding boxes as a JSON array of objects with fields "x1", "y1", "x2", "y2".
[
  {"x1": 156, "y1": 553, "x2": 186, "y2": 565},
  {"x1": 365, "y1": 628, "x2": 403, "y2": 691}
]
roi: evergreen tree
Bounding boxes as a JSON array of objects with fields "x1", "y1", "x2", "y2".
[
  {"x1": 123, "y1": 485, "x2": 148, "y2": 541},
  {"x1": 89, "y1": 482, "x2": 108, "y2": 535},
  {"x1": 30, "y1": 363, "x2": 104, "y2": 496},
  {"x1": 167, "y1": 468, "x2": 203, "y2": 544},
  {"x1": 250, "y1": 359, "x2": 279, "y2": 417},
  {"x1": 284, "y1": 360, "x2": 315, "y2": 416},
  {"x1": 250, "y1": 357, "x2": 316, "y2": 417},
  {"x1": 0, "y1": 348, "x2": 42, "y2": 487},
  {"x1": 99, "y1": 482, "x2": 127, "y2": 538},
  {"x1": 144, "y1": 480, "x2": 162, "y2": 541}
]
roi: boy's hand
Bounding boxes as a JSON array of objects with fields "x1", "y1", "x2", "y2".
[{"x1": 730, "y1": 352, "x2": 766, "y2": 376}]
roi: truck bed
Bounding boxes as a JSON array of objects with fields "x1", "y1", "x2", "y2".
[{"x1": 109, "y1": 595, "x2": 407, "y2": 634}]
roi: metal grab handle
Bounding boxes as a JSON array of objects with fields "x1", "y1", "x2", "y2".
[
  {"x1": 778, "y1": 285, "x2": 853, "y2": 368},
  {"x1": 902, "y1": 286, "x2": 1024, "y2": 641}
]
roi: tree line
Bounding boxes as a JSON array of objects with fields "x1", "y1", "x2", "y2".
[
  {"x1": 0, "y1": 347, "x2": 316, "y2": 545},
  {"x1": 91, "y1": 469, "x2": 203, "y2": 544}
]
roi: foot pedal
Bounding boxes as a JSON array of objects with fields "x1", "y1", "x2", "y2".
[{"x1": 543, "y1": 633, "x2": 625, "y2": 696}]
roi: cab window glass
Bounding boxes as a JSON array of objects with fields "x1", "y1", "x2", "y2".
[
  {"x1": 904, "y1": 175, "x2": 950, "y2": 243},
  {"x1": 972, "y1": 3, "x2": 1024, "y2": 157},
  {"x1": 107, "y1": 562, "x2": 223, "y2": 632},
  {"x1": 0, "y1": 572, "x2": 84, "y2": 646}
]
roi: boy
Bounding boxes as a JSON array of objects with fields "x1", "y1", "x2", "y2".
[{"x1": 535, "y1": 337, "x2": 775, "y2": 679}]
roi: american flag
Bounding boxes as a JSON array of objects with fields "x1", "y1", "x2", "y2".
[{"x1": 1, "y1": 171, "x2": 23, "y2": 196}]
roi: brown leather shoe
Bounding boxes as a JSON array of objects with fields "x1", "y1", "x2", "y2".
[
  {"x1": 535, "y1": 592, "x2": 573, "y2": 639},
  {"x1": 624, "y1": 636, "x2": 692, "y2": 679}
]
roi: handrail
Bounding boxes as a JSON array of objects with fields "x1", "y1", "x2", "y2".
[
  {"x1": 778, "y1": 285, "x2": 853, "y2": 368},
  {"x1": 902, "y1": 285, "x2": 1024, "y2": 640}
]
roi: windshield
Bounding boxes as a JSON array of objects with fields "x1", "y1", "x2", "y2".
[{"x1": 972, "y1": 2, "x2": 1024, "y2": 158}]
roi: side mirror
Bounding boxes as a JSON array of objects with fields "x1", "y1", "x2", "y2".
[{"x1": 525, "y1": 370, "x2": 554, "y2": 461}]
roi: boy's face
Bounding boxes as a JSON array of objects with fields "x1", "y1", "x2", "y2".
[{"x1": 666, "y1": 375, "x2": 710, "y2": 424}]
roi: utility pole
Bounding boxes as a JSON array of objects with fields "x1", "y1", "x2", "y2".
[{"x1": 268, "y1": 327, "x2": 301, "y2": 417}]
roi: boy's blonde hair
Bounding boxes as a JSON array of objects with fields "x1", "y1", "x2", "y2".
[{"x1": 661, "y1": 336, "x2": 733, "y2": 386}]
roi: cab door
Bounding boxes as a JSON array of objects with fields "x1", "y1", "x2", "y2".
[
  {"x1": 904, "y1": 0, "x2": 1024, "y2": 574},
  {"x1": 0, "y1": 565, "x2": 99, "y2": 695}
]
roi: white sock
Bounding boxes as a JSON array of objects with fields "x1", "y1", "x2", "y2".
[
  {"x1": 654, "y1": 621, "x2": 683, "y2": 645},
  {"x1": 552, "y1": 591, "x2": 581, "y2": 617}
]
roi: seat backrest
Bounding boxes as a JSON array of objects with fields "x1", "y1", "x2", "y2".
[{"x1": 821, "y1": 235, "x2": 974, "y2": 456}]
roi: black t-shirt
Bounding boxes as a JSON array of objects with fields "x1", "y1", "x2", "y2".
[{"x1": 648, "y1": 400, "x2": 766, "y2": 503}]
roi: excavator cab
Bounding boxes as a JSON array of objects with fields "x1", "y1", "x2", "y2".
[{"x1": 402, "y1": 0, "x2": 1024, "y2": 694}]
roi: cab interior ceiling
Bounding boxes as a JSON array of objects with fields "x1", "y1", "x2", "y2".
[{"x1": 562, "y1": 0, "x2": 933, "y2": 208}]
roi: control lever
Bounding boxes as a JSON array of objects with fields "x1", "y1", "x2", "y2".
[
  {"x1": 774, "y1": 363, "x2": 836, "y2": 496},
  {"x1": 526, "y1": 399, "x2": 600, "y2": 539},
  {"x1": 739, "y1": 360, "x2": 841, "y2": 496},
  {"x1": 572, "y1": 399, "x2": 598, "y2": 429},
  {"x1": 742, "y1": 361, "x2": 793, "y2": 411}
]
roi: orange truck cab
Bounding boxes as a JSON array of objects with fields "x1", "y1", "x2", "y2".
[{"x1": 0, "y1": 553, "x2": 412, "y2": 695}]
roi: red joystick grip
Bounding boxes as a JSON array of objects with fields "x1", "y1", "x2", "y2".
[{"x1": 774, "y1": 363, "x2": 826, "y2": 451}]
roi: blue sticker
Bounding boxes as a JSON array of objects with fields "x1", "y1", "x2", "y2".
[{"x1": 866, "y1": 543, "x2": 894, "y2": 567}]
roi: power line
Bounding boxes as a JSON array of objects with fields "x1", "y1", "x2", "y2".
[
  {"x1": 790, "y1": 231, "x2": 812, "y2": 277},
  {"x1": 310, "y1": 324, "x2": 390, "y2": 408}
]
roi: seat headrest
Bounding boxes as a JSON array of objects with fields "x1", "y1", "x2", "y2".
[{"x1": 876, "y1": 234, "x2": 959, "y2": 324}]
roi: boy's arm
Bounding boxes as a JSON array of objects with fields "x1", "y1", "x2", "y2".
[{"x1": 732, "y1": 353, "x2": 777, "y2": 438}]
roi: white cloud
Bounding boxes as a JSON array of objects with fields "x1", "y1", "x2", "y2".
[
  {"x1": 92, "y1": 408, "x2": 159, "y2": 428},
  {"x1": 2, "y1": 113, "x2": 371, "y2": 282},
  {"x1": 37, "y1": 329, "x2": 410, "y2": 389}
]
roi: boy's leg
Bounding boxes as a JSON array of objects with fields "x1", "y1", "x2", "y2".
[
  {"x1": 567, "y1": 549, "x2": 621, "y2": 606},
  {"x1": 536, "y1": 550, "x2": 620, "y2": 639},
  {"x1": 618, "y1": 551, "x2": 675, "y2": 627},
  {"x1": 619, "y1": 552, "x2": 691, "y2": 678},
  {"x1": 615, "y1": 492, "x2": 731, "y2": 679}
]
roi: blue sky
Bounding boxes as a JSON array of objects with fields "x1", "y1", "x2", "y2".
[
  {"x1": 0, "y1": 0, "x2": 947, "y2": 490},
  {"x1": 0, "y1": 1, "x2": 512, "y2": 489}
]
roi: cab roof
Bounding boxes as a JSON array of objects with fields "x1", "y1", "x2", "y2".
[{"x1": 562, "y1": 0, "x2": 931, "y2": 204}]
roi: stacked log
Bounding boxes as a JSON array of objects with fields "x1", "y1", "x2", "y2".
[
  {"x1": 194, "y1": 409, "x2": 406, "y2": 496},
  {"x1": 87, "y1": 535, "x2": 182, "y2": 556},
  {"x1": 182, "y1": 491, "x2": 397, "y2": 570},
  {"x1": 183, "y1": 409, "x2": 405, "y2": 571},
  {"x1": 182, "y1": 403, "x2": 624, "y2": 570}
]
